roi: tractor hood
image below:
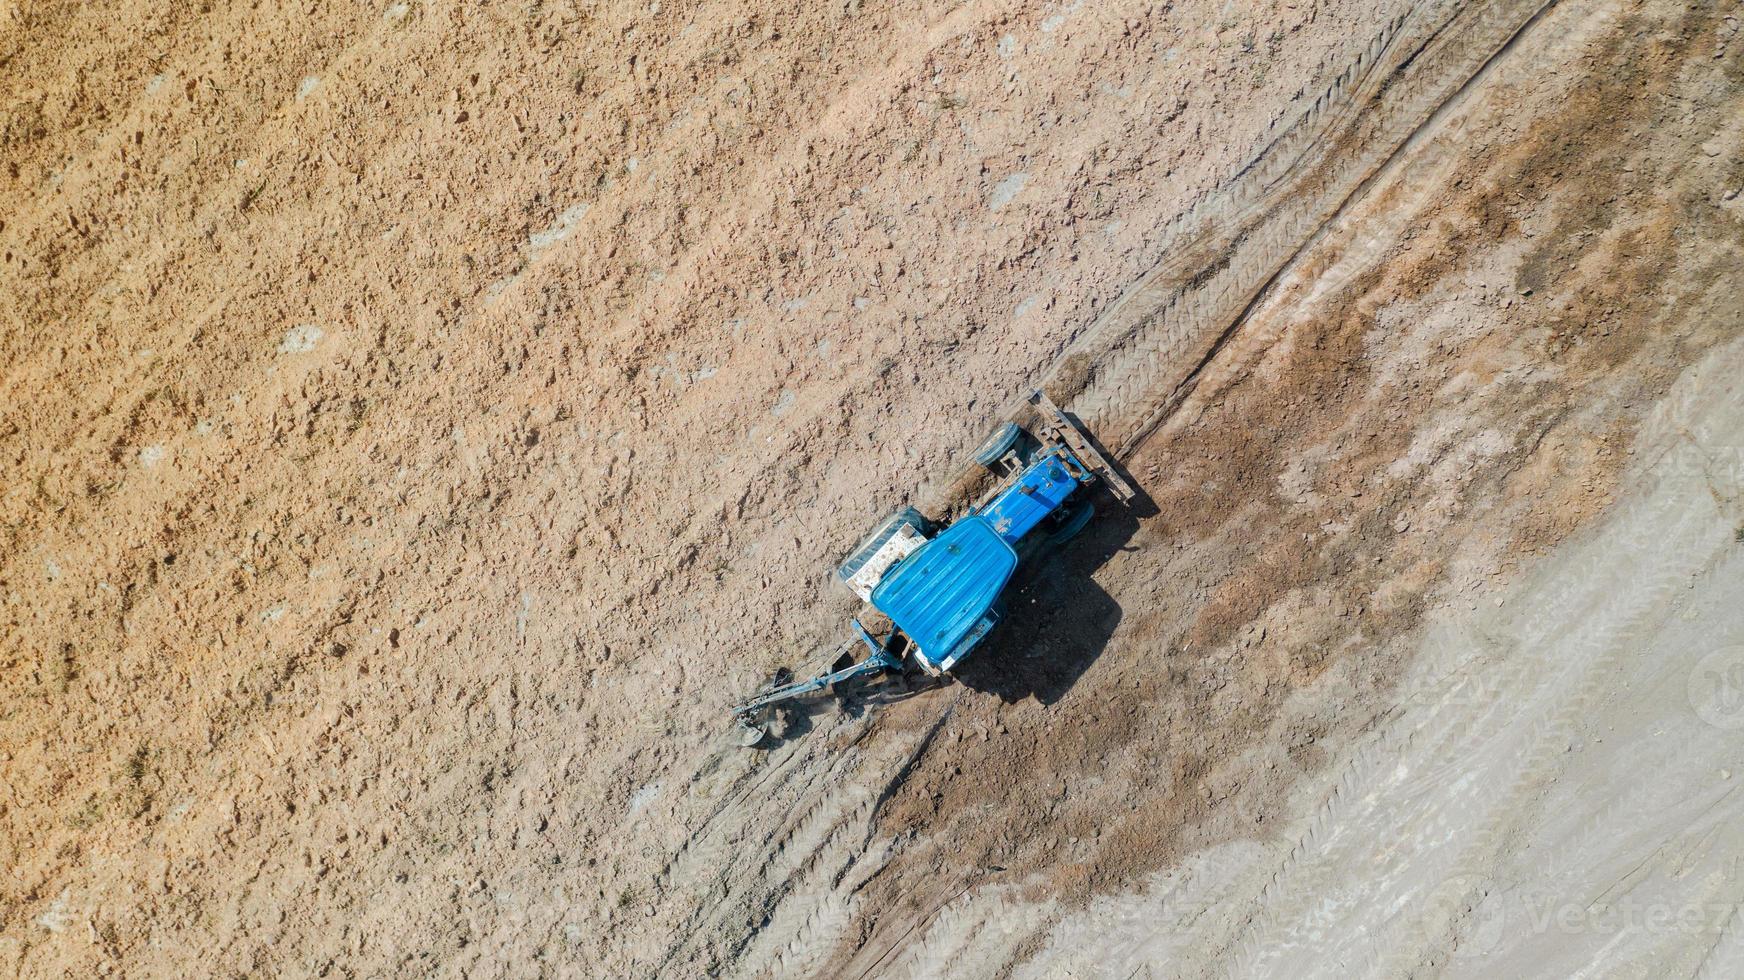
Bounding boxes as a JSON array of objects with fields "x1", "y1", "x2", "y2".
[{"x1": 871, "y1": 516, "x2": 1018, "y2": 670}]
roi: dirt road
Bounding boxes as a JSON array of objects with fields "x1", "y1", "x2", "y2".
[{"x1": 3, "y1": 0, "x2": 1741, "y2": 976}]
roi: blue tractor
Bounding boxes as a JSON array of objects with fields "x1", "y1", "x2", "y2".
[{"x1": 733, "y1": 390, "x2": 1132, "y2": 745}]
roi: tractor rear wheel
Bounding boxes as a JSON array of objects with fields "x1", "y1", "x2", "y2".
[{"x1": 1048, "y1": 500, "x2": 1095, "y2": 543}]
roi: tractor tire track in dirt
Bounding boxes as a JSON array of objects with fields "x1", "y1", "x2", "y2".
[
  {"x1": 675, "y1": 1, "x2": 1567, "y2": 973},
  {"x1": 1047, "y1": 0, "x2": 1557, "y2": 457},
  {"x1": 9, "y1": 0, "x2": 1736, "y2": 974},
  {"x1": 7, "y1": 1, "x2": 1413, "y2": 974},
  {"x1": 919, "y1": 0, "x2": 1744, "y2": 971}
]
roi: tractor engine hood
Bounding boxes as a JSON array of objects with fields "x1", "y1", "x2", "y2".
[{"x1": 871, "y1": 516, "x2": 1018, "y2": 671}]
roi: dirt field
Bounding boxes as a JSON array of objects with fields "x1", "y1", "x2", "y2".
[{"x1": 3, "y1": 0, "x2": 1741, "y2": 976}]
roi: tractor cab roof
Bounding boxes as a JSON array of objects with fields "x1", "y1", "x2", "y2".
[{"x1": 871, "y1": 515, "x2": 1017, "y2": 669}]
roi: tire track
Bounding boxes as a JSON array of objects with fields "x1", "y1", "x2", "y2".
[
  {"x1": 640, "y1": 709, "x2": 955, "y2": 978},
  {"x1": 1043, "y1": 0, "x2": 1560, "y2": 459},
  {"x1": 684, "y1": 2, "x2": 1569, "y2": 974},
  {"x1": 3, "y1": 0, "x2": 1563, "y2": 974},
  {"x1": 1212, "y1": 398, "x2": 1731, "y2": 978},
  {"x1": 805, "y1": 0, "x2": 1572, "y2": 973},
  {"x1": 877, "y1": 884, "x2": 1056, "y2": 979}
]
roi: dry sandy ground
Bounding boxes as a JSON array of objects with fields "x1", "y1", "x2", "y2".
[{"x1": 2, "y1": 0, "x2": 1742, "y2": 976}]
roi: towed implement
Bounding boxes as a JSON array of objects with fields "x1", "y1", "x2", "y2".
[{"x1": 733, "y1": 391, "x2": 1132, "y2": 746}]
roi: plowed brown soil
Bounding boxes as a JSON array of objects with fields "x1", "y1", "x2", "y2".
[{"x1": 3, "y1": 0, "x2": 1741, "y2": 976}]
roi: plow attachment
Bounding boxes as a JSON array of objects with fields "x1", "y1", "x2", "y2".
[{"x1": 732, "y1": 621, "x2": 901, "y2": 747}]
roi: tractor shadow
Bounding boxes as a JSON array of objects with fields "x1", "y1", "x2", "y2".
[{"x1": 954, "y1": 474, "x2": 1157, "y2": 706}]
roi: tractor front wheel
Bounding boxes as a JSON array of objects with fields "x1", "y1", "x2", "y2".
[{"x1": 972, "y1": 421, "x2": 1022, "y2": 469}]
